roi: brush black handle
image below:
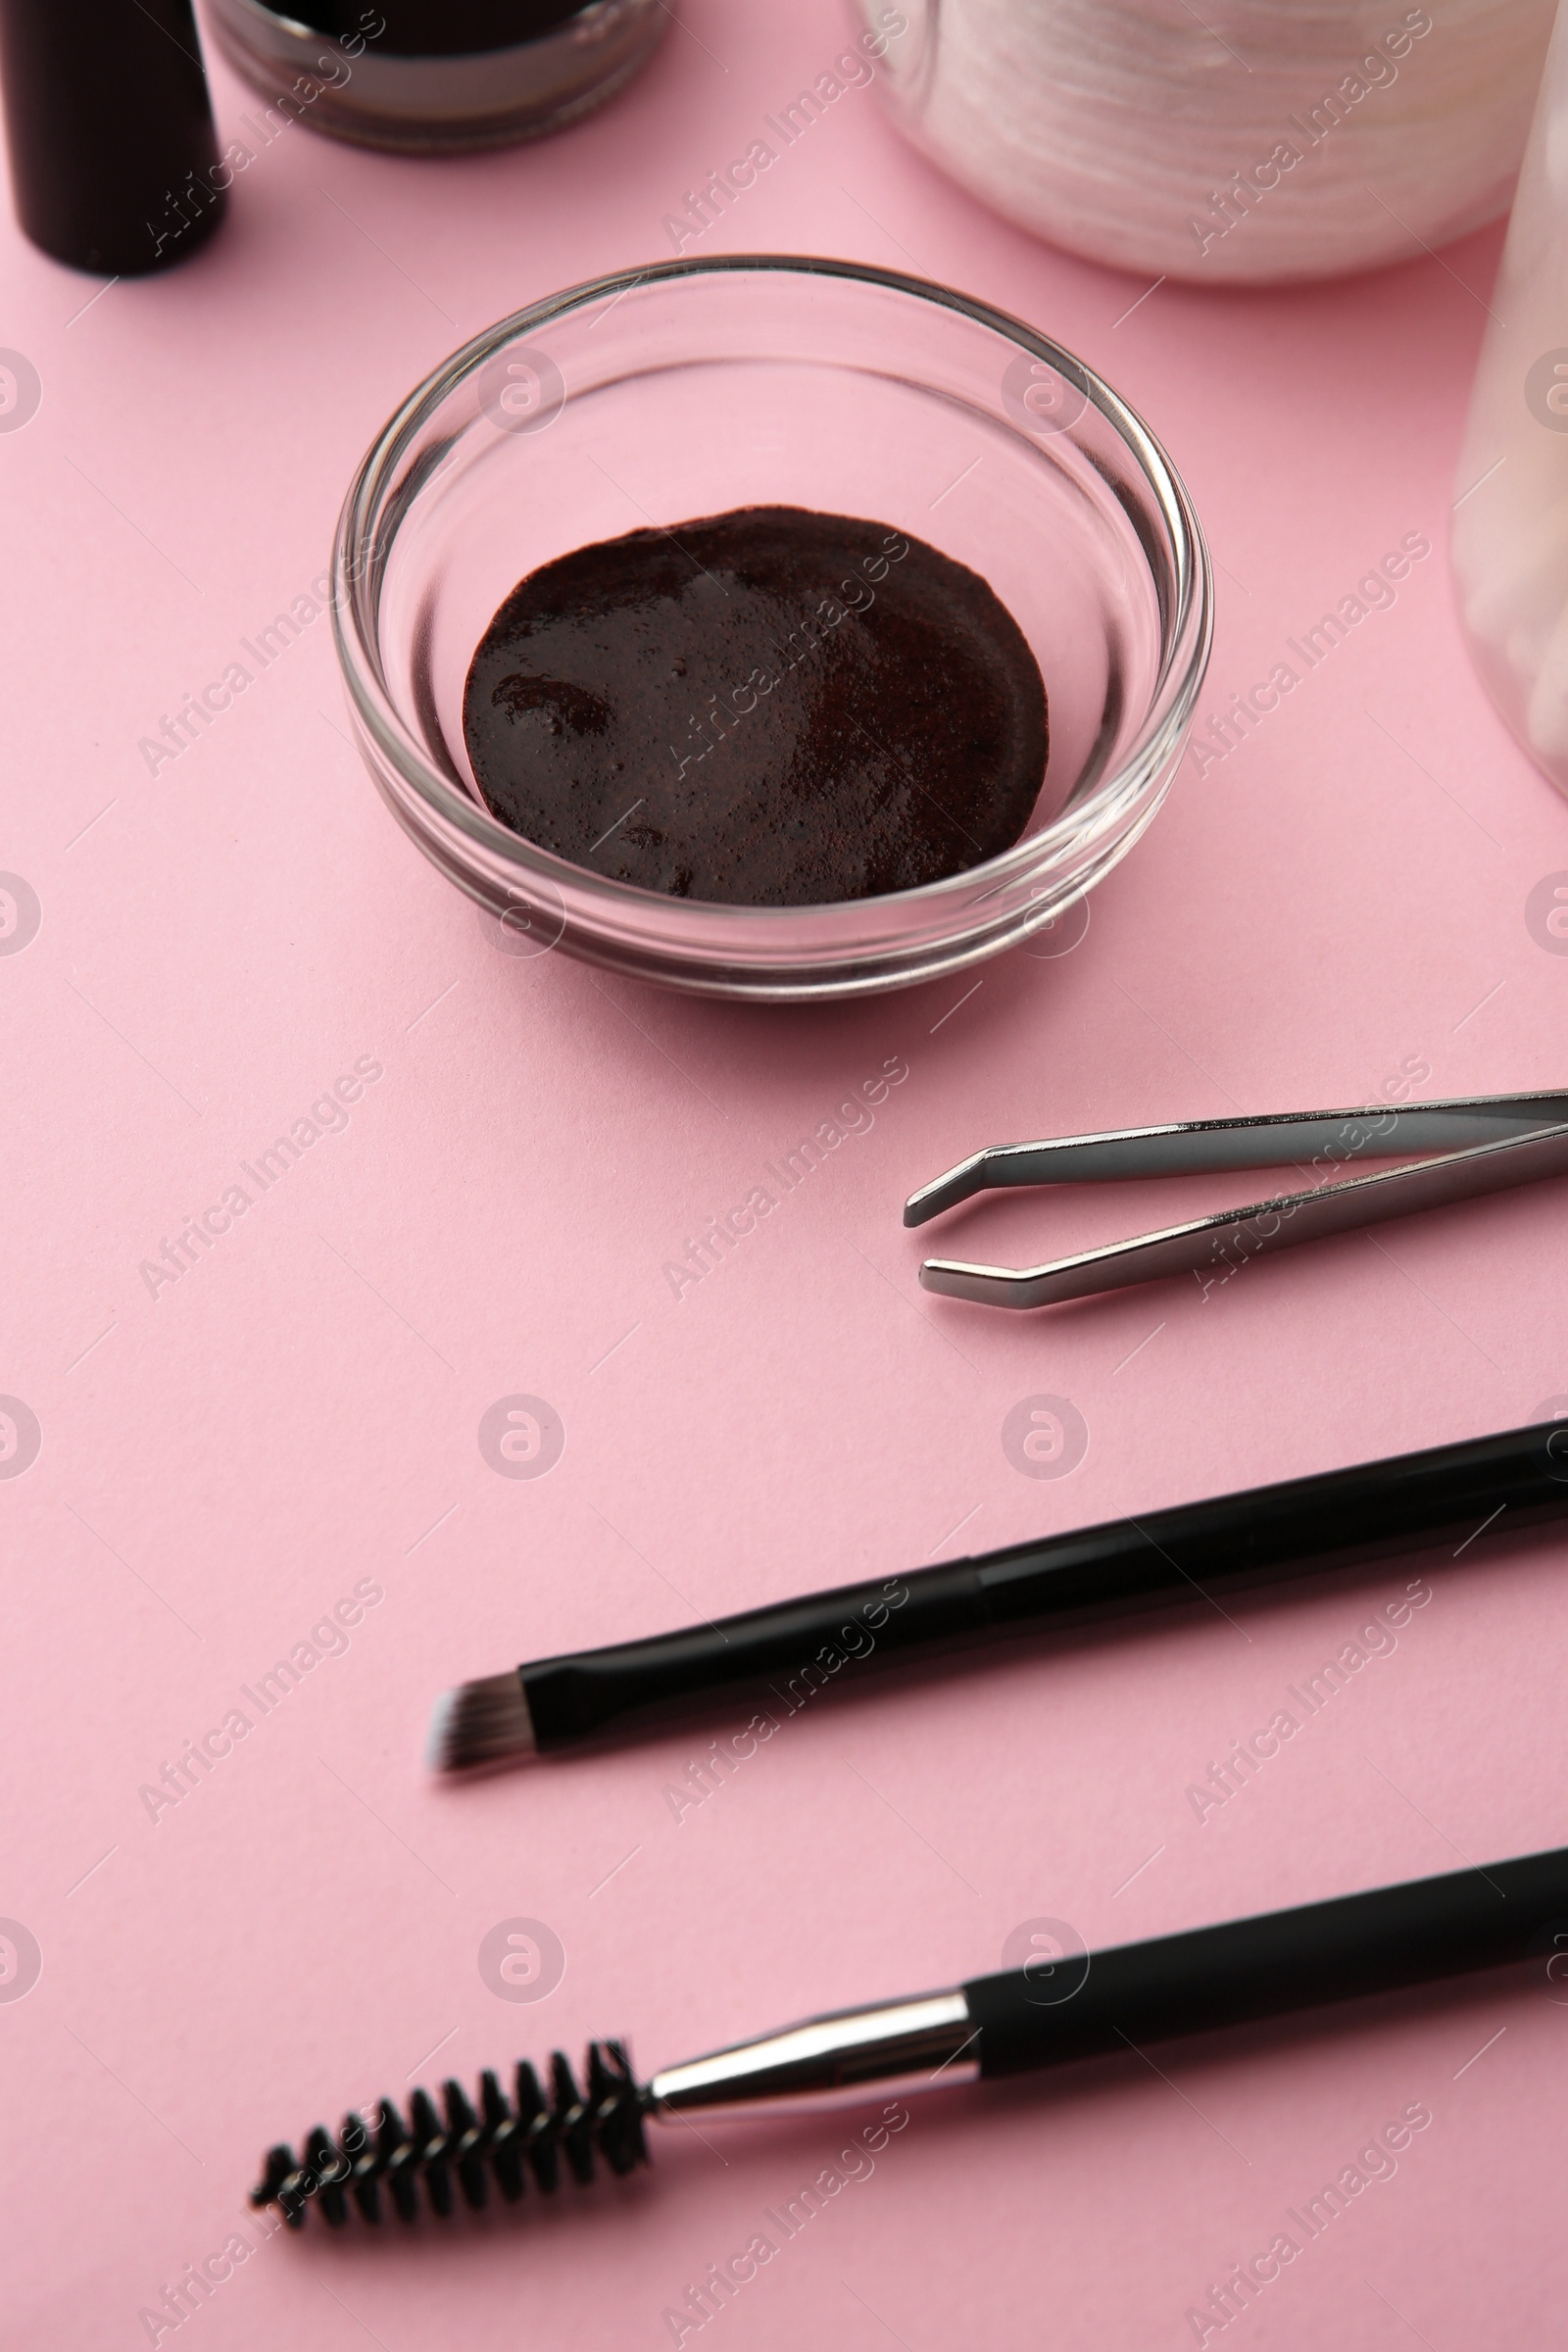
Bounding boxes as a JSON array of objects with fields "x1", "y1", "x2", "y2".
[
  {"x1": 963, "y1": 1846, "x2": 1568, "y2": 2074},
  {"x1": 518, "y1": 1422, "x2": 1568, "y2": 1754}
]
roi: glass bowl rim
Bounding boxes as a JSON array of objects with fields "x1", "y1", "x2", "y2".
[{"x1": 331, "y1": 250, "x2": 1213, "y2": 931}]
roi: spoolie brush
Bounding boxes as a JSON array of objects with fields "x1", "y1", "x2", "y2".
[
  {"x1": 252, "y1": 1845, "x2": 1568, "y2": 2231},
  {"x1": 252, "y1": 2042, "x2": 647, "y2": 2227}
]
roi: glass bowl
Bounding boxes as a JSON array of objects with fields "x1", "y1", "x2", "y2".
[{"x1": 333, "y1": 254, "x2": 1211, "y2": 1001}]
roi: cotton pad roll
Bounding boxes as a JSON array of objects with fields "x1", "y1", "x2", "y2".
[
  {"x1": 1452, "y1": 0, "x2": 1568, "y2": 796},
  {"x1": 860, "y1": 0, "x2": 1553, "y2": 284}
]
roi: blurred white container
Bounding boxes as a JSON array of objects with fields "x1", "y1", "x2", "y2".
[
  {"x1": 1452, "y1": 0, "x2": 1568, "y2": 795},
  {"x1": 858, "y1": 0, "x2": 1552, "y2": 284}
]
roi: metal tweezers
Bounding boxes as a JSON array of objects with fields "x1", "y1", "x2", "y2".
[{"x1": 905, "y1": 1090, "x2": 1568, "y2": 1309}]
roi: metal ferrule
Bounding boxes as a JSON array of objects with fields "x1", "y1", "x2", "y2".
[{"x1": 647, "y1": 1989, "x2": 977, "y2": 2123}]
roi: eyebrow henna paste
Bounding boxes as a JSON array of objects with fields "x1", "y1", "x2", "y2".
[{"x1": 463, "y1": 505, "x2": 1049, "y2": 906}]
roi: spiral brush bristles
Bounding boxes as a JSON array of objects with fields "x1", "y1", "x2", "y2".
[{"x1": 251, "y1": 2041, "x2": 648, "y2": 2228}]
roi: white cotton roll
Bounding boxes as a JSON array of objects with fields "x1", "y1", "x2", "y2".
[
  {"x1": 860, "y1": 0, "x2": 1553, "y2": 283},
  {"x1": 1450, "y1": 0, "x2": 1568, "y2": 794}
]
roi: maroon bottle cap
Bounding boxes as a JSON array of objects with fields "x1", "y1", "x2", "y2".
[{"x1": 0, "y1": 0, "x2": 225, "y2": 276}]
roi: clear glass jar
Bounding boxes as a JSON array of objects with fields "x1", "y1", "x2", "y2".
[
  {"x1": 1453, "y1": 0, "x2": 1568, "y2": 797},
  {"x1": 204, "y1": 0, "x2": 665, "y2": 153},
  {"x1": 332, "y1": 256, "x2": 1211, "y2": 1001}
]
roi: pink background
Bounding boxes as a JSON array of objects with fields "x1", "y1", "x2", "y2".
[{"x1": 4, "y1": 4, "x2": 1568, "y2": 2346}]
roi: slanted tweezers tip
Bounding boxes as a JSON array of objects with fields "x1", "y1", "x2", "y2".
[{"x1": 904, "y1": 1153, "x2": 990, "y2": 1227}]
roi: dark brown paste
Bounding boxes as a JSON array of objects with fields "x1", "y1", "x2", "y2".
[{"x1": 462, "y1": 504, "x2": 1048, "y2": 906}]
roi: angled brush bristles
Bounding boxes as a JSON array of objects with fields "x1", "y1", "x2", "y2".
[
  {"x1": 252, "y1": 2042, "x2": 648, "y2": 2228},
  {"x1": 426, "y1": 1669, "x2": 536, "y2": 1774}
]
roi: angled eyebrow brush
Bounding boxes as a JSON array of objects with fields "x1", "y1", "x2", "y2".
[
  {"x1": 428, "y1": 1422, "x2": 1568, "y2": 1772},
  {"x1": 253, "y1": 1843, "x2": 1568, "y2": 2228}
]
